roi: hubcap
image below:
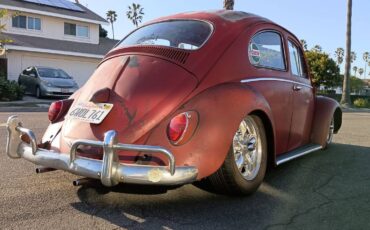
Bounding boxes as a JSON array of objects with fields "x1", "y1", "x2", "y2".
[
  {"x1": 327, "y1": 118, "x2": 334, "y2": 144},
  {"x1": 232, "y1": 117, "x2": 262, "y2": 181}
]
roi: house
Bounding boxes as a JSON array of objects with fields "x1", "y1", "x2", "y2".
[{"x1": 0, "y1": 0, "x2": 118, "y2": 86}]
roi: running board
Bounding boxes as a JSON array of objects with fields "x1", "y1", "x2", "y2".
[{"x1": 276, "y1": 144, "x2": 323, "y2": 165}]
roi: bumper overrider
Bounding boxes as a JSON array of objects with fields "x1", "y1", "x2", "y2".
[{"x1": 5, "y1": 116, "x2": 198, "y2": 187}]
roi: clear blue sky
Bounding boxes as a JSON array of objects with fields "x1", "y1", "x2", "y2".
[{"x1": 79, "y1": 0, "x2": 370, "y2": 76}]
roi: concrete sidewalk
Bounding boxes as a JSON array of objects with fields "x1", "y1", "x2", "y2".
[{"x1": 0, "y1": 96, "x2": 55, "y2": 112}]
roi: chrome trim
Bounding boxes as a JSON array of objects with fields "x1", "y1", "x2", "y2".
[
  {"x1": 241, "y1": 77, "x2": 313, "y2": 89},
  {"x1": 276, "y1": 144, "x2": 322, "y2": 165},
  {"x1": 5, "y1": 116, "x2": 198, "y2": 187}
]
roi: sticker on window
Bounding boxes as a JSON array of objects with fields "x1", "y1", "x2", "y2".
[{"x1": 249, "y1": 43, "x2": 261, "y2": 64}]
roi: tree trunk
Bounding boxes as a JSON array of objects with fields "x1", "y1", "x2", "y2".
[
  {"x1": 223, "y1": 0, "x2": 234, "y2": 10},
  {"x1": 112, "y1": 23, "x2": 115, "y2": 40},
  {"x1": 341, "y1": 0, "x2": 352, "y2": 107}
]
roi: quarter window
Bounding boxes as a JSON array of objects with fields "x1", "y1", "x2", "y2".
[
  {"x1": 12, "y1": 15, "x2": 41, "y2": 30},
  {"x1": 288, "y1": 41, "x2": 307, "y2": 78},
  {"x1": 249, "y1": 31, "x2": 285, "y2": 70},
  {"x1": 64, "y1": 23, "x2": 89, "y2": 38}
]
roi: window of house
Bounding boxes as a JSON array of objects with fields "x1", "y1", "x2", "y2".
[
  {"x1": 288, "y1": 41, "x2": 307, "y2": 78},
  {"x1": 12, "y1": 15, "x2": 41, "y2": 30},
  {"x1": 12, "y1": 16, "x2": 27, "y2": 29},
  {"x1": 248, "y1": 31, "x2": 286, "y2": 70},
  {"x1": 64, "y1": 23, "x2": 89, "y2": 38}
]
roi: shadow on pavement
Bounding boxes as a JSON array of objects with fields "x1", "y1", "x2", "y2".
[{"x1": 71, "y1": 143, "x2": 370, "y2": 230}]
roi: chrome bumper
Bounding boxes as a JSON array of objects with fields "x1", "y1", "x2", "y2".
[{"x1": 5, "y1": 116, "x2": 198, "y2": 187}]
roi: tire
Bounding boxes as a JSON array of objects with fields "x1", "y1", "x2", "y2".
[
  {"x1": 323, "y1": 116, "x2": 334, "y2": 149},
  {"x1": 198, "y1": 115, "x2": 268, "y2": 196},
  {"x1": 35, "y1": 86, "x2": 42, "y2": 99}
]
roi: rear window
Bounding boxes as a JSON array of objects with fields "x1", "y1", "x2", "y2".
[{"x1": 116, "y1": 20, "x2": 213, "y2": 50}]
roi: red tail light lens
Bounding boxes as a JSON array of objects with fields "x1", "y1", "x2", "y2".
[
  {"x1": 48, "y1": 99, "x2": 73, "y2": 123},
  {"x1": 167, "y1": 113, "x2": 188, "y2": 142}
]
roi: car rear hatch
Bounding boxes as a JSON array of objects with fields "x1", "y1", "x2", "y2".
[{"x1": 59, "y1": 55, "x2": 198, "y2": 157}]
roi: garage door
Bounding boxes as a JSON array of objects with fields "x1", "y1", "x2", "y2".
[{"x1": 21, "y1": 54, "x2": 100, "y2": 87}]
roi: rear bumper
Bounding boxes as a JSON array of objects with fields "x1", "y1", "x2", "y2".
[{"x1": 6, "y1": 116, "x2": 198, "y2": 187}]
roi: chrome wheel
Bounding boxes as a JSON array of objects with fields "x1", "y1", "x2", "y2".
[
  {"x1": 232, "y1": 117, "x2": 262, "y2": 181},
  {"x1": 326, "y1": 118, "x2": 334, "y2": 144}
]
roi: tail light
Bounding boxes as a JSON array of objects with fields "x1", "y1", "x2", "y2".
[
  {"x1": 48, "y1": 99, "x2": 74, "y2": 123},
  {"x1": 167, "y1": 111, "x2": 199, "y2": 145}
]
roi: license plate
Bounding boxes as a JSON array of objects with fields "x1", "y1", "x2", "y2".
[
  {"x1": 67, "y1": 102, "x2": 114, "y2": 124},
  {"x1": 61, "y1": 88, "x2": 69, "y2": 93}
]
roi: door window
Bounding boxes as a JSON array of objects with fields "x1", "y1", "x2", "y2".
[
  {"x1": 249, "y1": 31, "x2": 286, "y2": 70},
  {"x1": 288, "y1": 41, "x2": 307, "y2": 78}
]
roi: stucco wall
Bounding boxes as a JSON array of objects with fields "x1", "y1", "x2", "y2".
[
  {"x1": 3, "y1": 10, "x2": 99, "y2": 44},
  {"x1": 6, "y1": 50, "x2": 100, "y2": 87}
]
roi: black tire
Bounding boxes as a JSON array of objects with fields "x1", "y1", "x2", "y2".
[
  {"x1": 322, "y1": 116, "x2": 335, "y2": 150},
  {"x1": 35, "y1": 86, "x2": 42, "y2": 99},
  {"x1": 197, "y1": 115, "x2": 268, "y2": 196}
]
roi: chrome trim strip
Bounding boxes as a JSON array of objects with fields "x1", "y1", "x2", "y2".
[
  {"x1": 241, "y1": 78, "x2": 313, "y2": 89},
  {"x1": 6, "y1": 116, "x2": 198, "y2": 187},
  {"x1": 276, "y1": 144, "x2": 322, "y2": 165}
]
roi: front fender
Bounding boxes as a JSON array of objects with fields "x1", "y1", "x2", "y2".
[
  {"x1": 146, "y1": 83, "x2": 275, "y2": 179},
  {"x1": 311, "y1": 96, "x2": 342, "y2": 146}
]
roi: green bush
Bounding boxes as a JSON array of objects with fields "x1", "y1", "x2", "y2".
[
  {"x1": 353, "y1": 98, "x2": 369, "y2": 108},
  {"x1": 0, "y1": 78, "x2": 25, "y2": 101}
]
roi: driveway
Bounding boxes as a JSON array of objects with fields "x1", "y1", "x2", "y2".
[{"x1": 0, "y1": 112, "x2": 369, "y2": 230}]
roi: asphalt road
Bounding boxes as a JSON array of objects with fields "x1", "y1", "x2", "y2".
[{"x1": 0, "y1": 112, "x2": 369, "y2": 230}]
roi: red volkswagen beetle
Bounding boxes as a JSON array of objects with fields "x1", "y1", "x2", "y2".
[{"x1": 6, "y1": 10, "x2": 342, "y2": 195}]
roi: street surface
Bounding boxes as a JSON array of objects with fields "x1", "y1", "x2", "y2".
[{"x1": 0, "y1": 112, "x2": 369, "y2": 230}]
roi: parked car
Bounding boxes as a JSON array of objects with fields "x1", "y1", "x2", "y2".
[
  {"x1": 5, "y1": 10, "x2": 342, "y2": 195},
  {"x1": 18, "y1": 66, "x2": 79, "y2": 98}
]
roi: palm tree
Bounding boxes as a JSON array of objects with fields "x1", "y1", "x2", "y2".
[
  {"x1": 127, "y1": 3, "x2": 144, "y2": 28},
  {"x1": 353, "y1": 66, "x2": 358, "y2": 77},
  {"x1": 363, "y1": 52, "x2": 369, "y2": 79},
  {"x1": 335, "y1": 47, "x2": 345, "y2": 65},
  {"x1": 358, "y1": 68, "x2": 364, "y2": 78},
  {"x1": 223, "y1": 0, "x2": 235, "y2": 10},
  {"x1": 341, "y1": 0, "x2": 352, "y2": 106},
  {"x1": 350, "y1": 51, "x2": 356, "y2": 63},
  {"x1": 312, "y1": 45, "x2": 322, "y2": 53},
  {"x1": 106, "y1": 10, "x2": 117, "y2": 39},
  {"x1": 300, "y1": 39, "x2": 308, "y2": 51}
]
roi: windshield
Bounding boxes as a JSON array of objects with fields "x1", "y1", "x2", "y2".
[
  {"x1": 38, "y1": 68, "x2": 71, "y2": 79},
  {"x1": 116, "y1": 20, "x2": 213, "y2": 50}
]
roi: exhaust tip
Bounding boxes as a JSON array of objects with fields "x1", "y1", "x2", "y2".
[
  {"x1": 73, "y1": 178, "x2": 92, "y2": 187},
  {"x1": 36, "y1": 167, "x2": 57, "y2": 174}
]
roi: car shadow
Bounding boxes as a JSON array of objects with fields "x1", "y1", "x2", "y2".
[{"x1": 71, "y1": 143, "x2": 370, "y2": 229}]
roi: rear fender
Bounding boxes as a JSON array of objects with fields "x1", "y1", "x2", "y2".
[
  {"x1": 146, "y1": 83, "x2": 275, "y2": 179},
  {"x1": 311, "y1": 96, "x2": 342, "y2": 146}
]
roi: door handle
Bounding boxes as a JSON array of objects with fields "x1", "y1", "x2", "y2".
[{"x1": 293, "y1": 85, "x2": 302, "y2": 91}]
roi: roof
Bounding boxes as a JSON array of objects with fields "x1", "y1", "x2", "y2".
[
  {"x1": 0, "y1": 0, "x2": 107, "y2": 24},
  {"x1": 2, "y1": 33, "x2": 118, "y2": 58}
]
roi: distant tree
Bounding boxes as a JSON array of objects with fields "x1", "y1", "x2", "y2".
[
  {"x1": 353, "y1": 66, "x2": 358, "y2": 76},
  {"x1": 300, "y1": 39, "x2": 308, "y2": 51},
  {"x1": 106, "y1": 10, "x2": 117, "y2": 39},
  {"x1": 350, "y1": 51, "x2": 356, "y2": 63},
  {"x1": 223, "y1": 0, "x2": 235, "y2": 10},
  {"x1": 341, "y1": 0, "x2": 352, "y2": 106},
  {"x1": 335, "y1": 47, "x2": 345, "y2": 65},
  {"x1": 358, "y1": 68, "x2": 364, "y2": 78},
  {"x1": 312, "y1": 45, "x2": 323, "y2": 53},
  {"x1": 99, "y1": 25, "x2": 108, "y2": 38},
  {"x1": 127, "y1": 3, "x2": 144, "y2": 28},
  {"x1": 305, "y1": 49, "x2": 341, "y2": 89},
  {"x1": 350, "y1": 76, "x2": 365, "y2": 93},
  {"x1": 363, "y1": 52, "x2": 369, "y2": 79}
]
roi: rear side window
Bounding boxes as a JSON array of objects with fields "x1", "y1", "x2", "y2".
[
  {"x1": 249, "y1": 31, "x2": 285, "y2": 70},
  {"x1": 288, "y1": 41, "x2": 307, "y2": 78},
  {"x1": 116, "y1": 20, "x2": 213, "y2": 51}
]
